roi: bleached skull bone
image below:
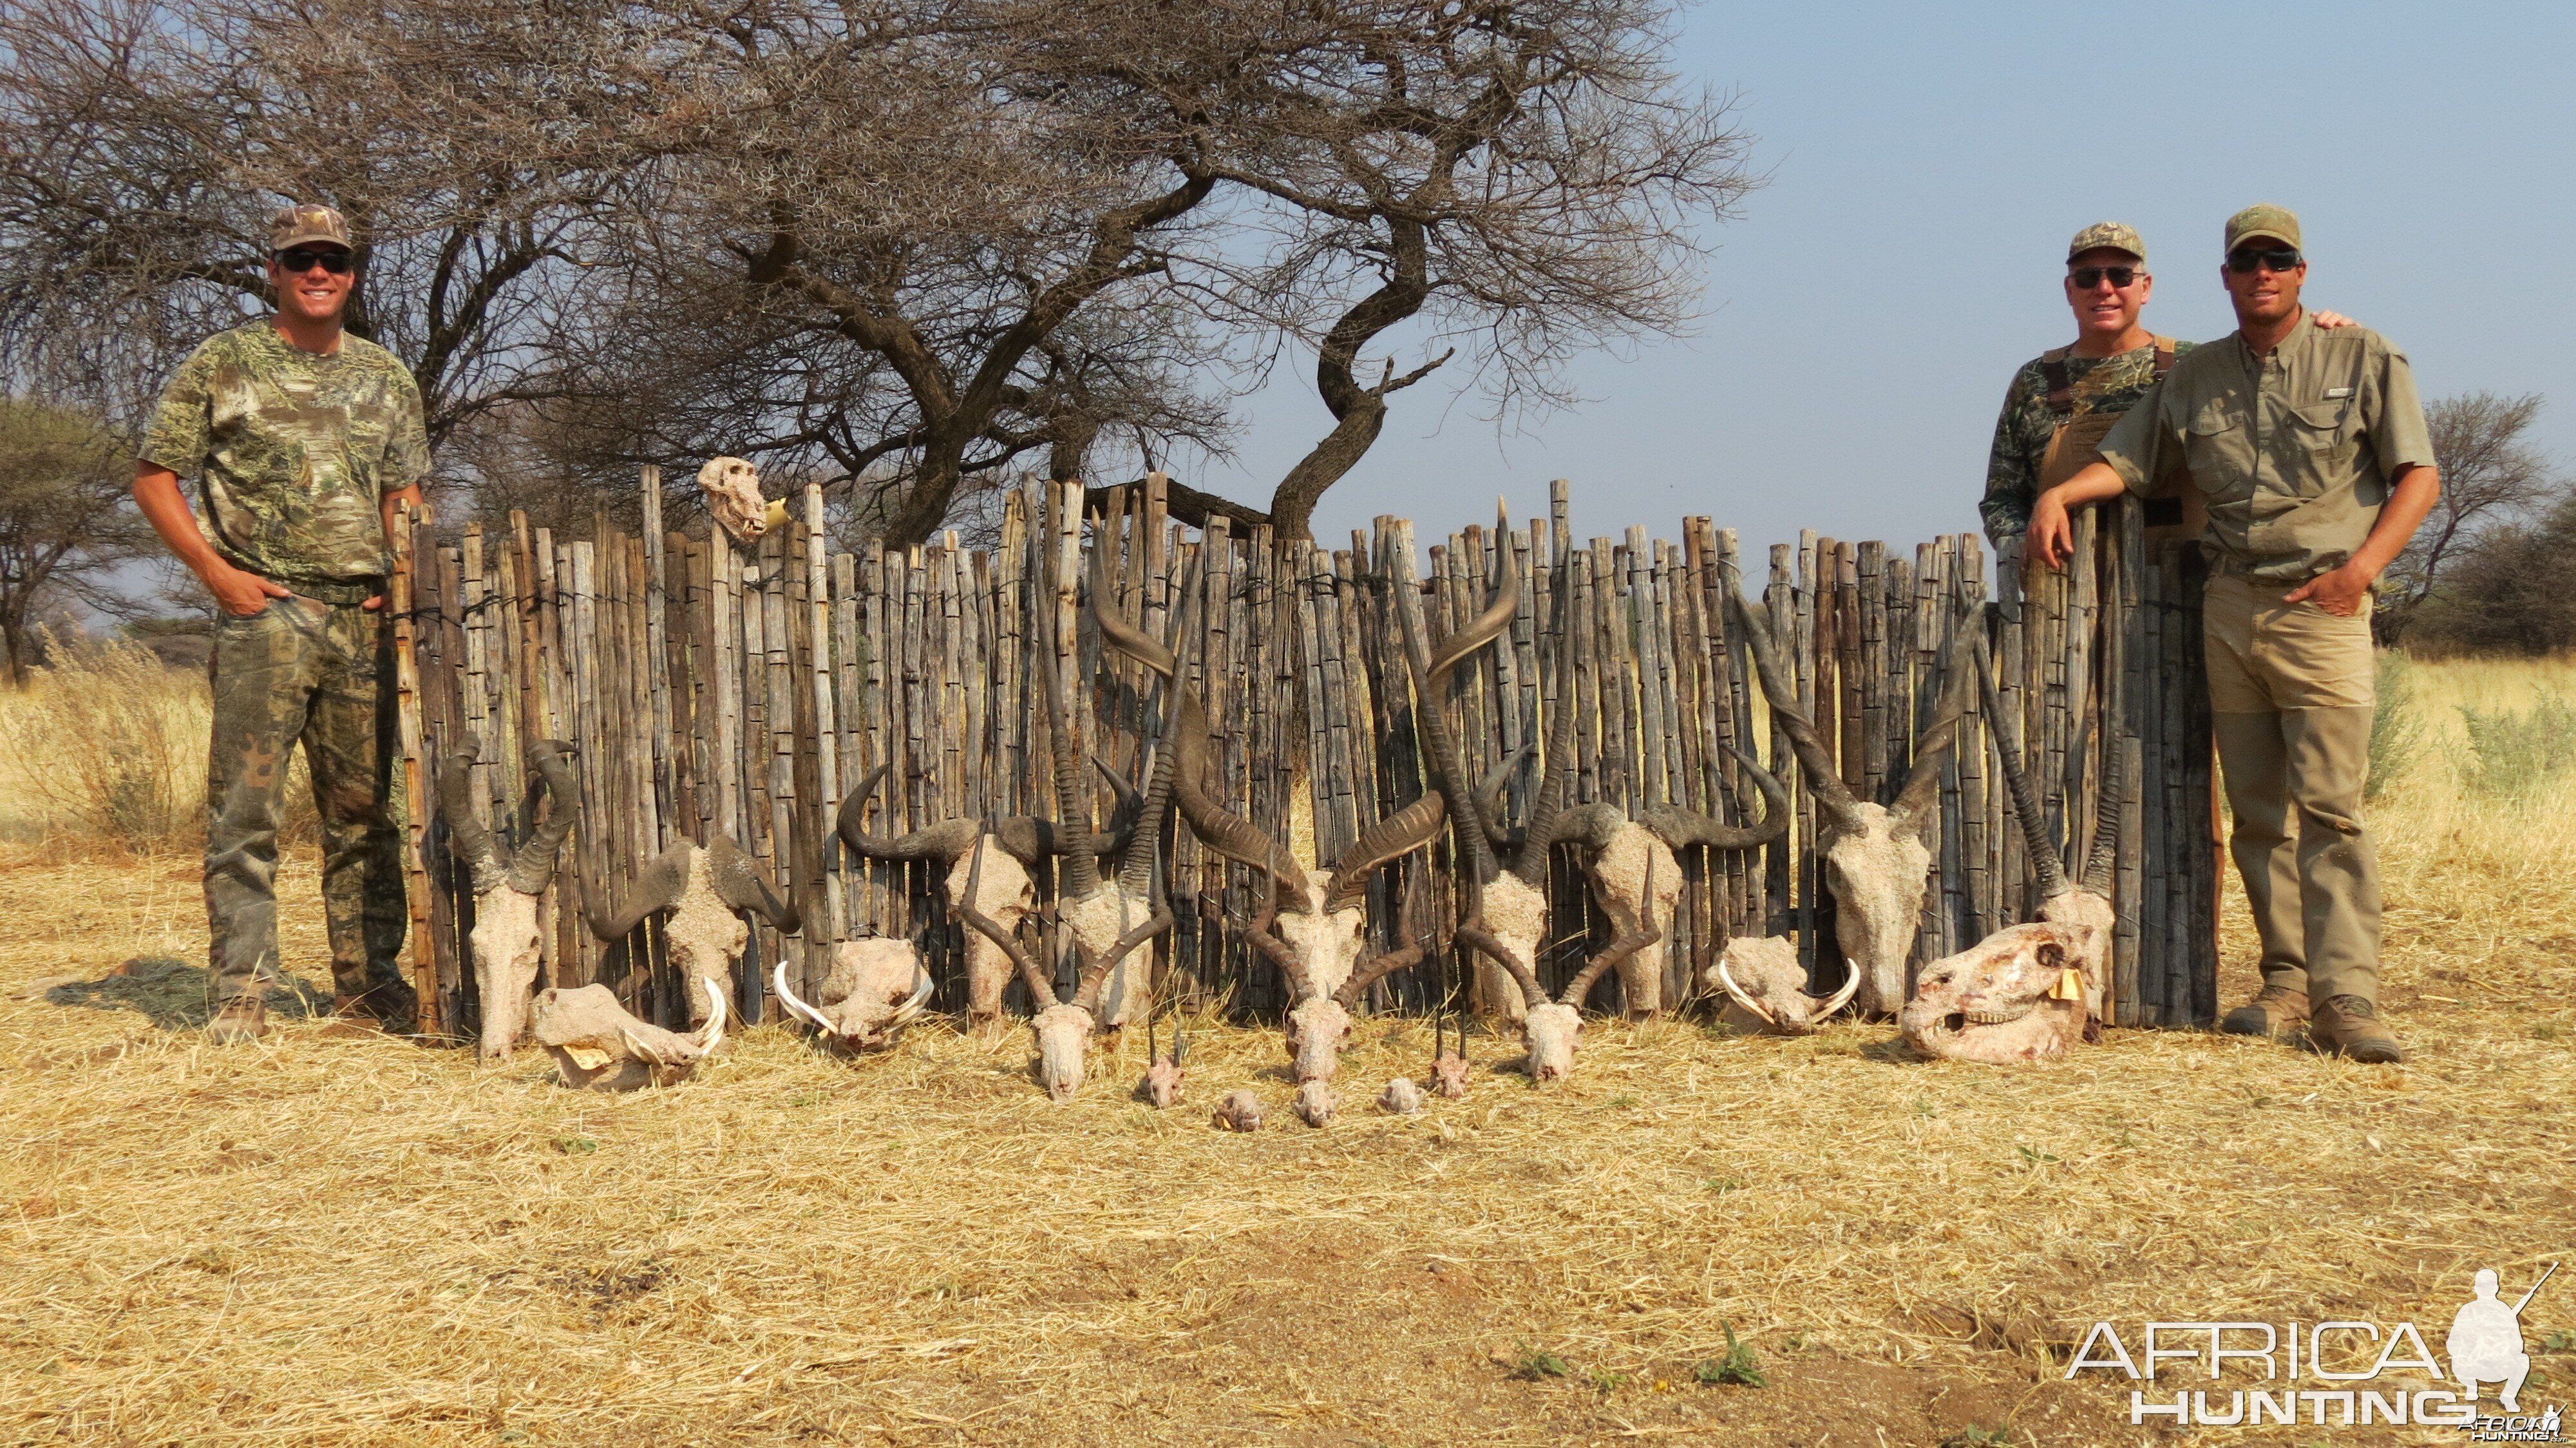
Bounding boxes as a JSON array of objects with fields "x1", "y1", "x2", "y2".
[
  {"x1": 530, "y1": 980, "x2": 726, "y2": 1091},
  {"x1": 942, "y1": 841, "x2": 1034, "y2": 1022},
  {"x1": 1059, "y1": 887, "x2": 1157, "y2": 1031},
  {"x1": 1143, "y1": 1055, "x2": 1184, "y2": 1109},
  {"x1": 1294, "y1": 1078, "x2": 1336, "y2": 1127},
  {"x1": 1705, "y1": 934, "x2": 1859, "y2": 1036},
  {"x1": 696, "y1": 456, "x2": 772, "y2": 544},
  {"x1": 1470, "y1": 873, "x2": 1550, "y2": 1024},
  {"x1": 1379, "y1": 1076, "x2": 1425, "y2": 1115},
  {"x1": 1269, "y1": 871, "x2": 1373, "y2": 1000},
  {"x1": 1900, "y1": 922, "x2": 2100, "y2": 1065},
  {"x1": 2034, "y1": 888, "x2": 2115, "y2": 1020},
  {"x1": 1822, "y1": 803, "x2": 1937, "y2": 1017},
  {"x1": 1585, "y1": 823, "x2": 1680, "y2": 1017},
  {"x1": 1520, "y1": 1001, "x2": 1584, "y2": 1084},
  {"x1": 1430, "y1": 1051, "x2": 1471, "y2": 1099},
  {"x1": 469, "y1": 888, "x2": 544, "y2": 1060},
  {"x1": 1030, "y1": 1002, "x2": 1097, "y2": 1101},
  {"x1": 1211, "y1": 1089, "x2": 1264, "y2": 1132},
  {"x1": 773, "y1": 938, "x2": 930, "y2": 1051},
  {"x1": 666, "y1": 868, "x2": 752, "y2": 1029},
  {"x1": 1283, "y1": 995, "x2": 1354, "y2": 1087}
]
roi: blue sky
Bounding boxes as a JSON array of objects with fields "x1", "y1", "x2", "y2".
[{"x1": 1204, "y1": 1, "x2": 2576, "y2": 558}]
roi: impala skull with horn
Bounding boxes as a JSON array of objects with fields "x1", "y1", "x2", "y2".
[
  {"x1": 437, "y1": 736, "x2": 580, "y2": 1060},
  {"x1": 1241, "y1": 849, "x2": 1432, "y2": 1126},
  {"x1": 956, "y1": 829, "x2": 1170, "y2": 1101},
  {"x1": 1726, "y1": 583, "x2": 1978, "y2": 1017},
  {"x1": 1092, "y1": 540, "x2": 1444, "y2": 1025},
  {"x1": 582, "y1": 834, "x2": 800, "y2": 1027},
  {"x1": 1900, "y1": 626, "x2": 2120, "y2": 1065}
]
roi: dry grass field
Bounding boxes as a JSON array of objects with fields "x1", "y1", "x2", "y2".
[{"x1": 3, "y1": 652, "x2": 2573, "y2": 1446}]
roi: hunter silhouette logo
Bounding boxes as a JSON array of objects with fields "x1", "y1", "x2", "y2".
[{"x1": 2451, "y1": 1264, "x2": 2552, "y2": 1413}]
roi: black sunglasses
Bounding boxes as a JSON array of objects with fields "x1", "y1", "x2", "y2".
[
  {"x1": 2069, "y1": 265, "x2": 2141, "y2": 290},
  {"x1": 274, "y1": 248, "x2": 354, "y2": 275},
  {"x1": 2226, "y1": 247, "x2": 2302, "y2": 274}
]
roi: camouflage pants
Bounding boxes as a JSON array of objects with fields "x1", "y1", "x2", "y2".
[{"x1": 204, "y1": 593, "x2": 407, "y2": 1003}]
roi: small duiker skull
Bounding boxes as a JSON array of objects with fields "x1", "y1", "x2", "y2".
[
  {"x1": 1212, "y1": 1089, "x2": 1264, "y2": 1132},
  {"x1": 1900, "y1": 922, "x2": 2100, "y2": 1065},
  {"x1": 1294, "y1": 1079, "x2": 1336, "y2": 1127}
]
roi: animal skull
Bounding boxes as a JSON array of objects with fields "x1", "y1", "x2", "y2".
[
  {"x1": 583, "y1": 835, "x2": 799, "y2": 1028},
  {"x1": 696, "y1": 456, "x2": 774, "y2": 544},
  {"x1": 1294, "y1": 1079, "x2": 1336, "y2": 1127},
  {"x1": 531, "y1": 978, "x2": 726, "y2": 1090},
  {"x1": 954, "y1": 834, "x2": 1170, "y2": 1103},
  {"x1": 1379, "y1": 1076, "x2": 1425, "y2": 1114},
  {"x1": 437, "y1": 736, "x2": 579, "y2": 1060},
  {"x1": 772, "y1": 939, "x2": 933, "y2": 1051},
  {"x1": 1211, "y1": 1089, "x2": 1264, "y2": 1132},
  {"x1": 1900, "y1": 923, "x2": 2100, "y2": 1064},
  {"x1": 1706, "y1": 934, "x2": 1861, "y2": 1034}
]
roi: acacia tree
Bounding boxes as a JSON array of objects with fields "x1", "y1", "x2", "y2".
[
  {"x1": 0, "y1": 396, "x2": 146, "y2": 686},
  {"x1": 2379, "y1": 392, "x2": 2557, "y2": 642}
]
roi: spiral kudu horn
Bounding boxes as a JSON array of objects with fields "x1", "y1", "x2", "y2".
[
  {"x1": 1726, "y1": 586, "x2": 1864, "y2": 832},
  {"x1": 1973, "y1": 629, "x2": 2070, "y2": 903}
]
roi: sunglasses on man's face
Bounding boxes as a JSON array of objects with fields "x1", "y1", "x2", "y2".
[
  {"x1": 2226, "y1": 247, "x2": 2302, "y2": 274},
  {"x1": 2069, "y1": 265, "x2": 2141, "y2": 290},
  {"x1": 274, "y1": 248, "x2": 354, "y2": 275}
]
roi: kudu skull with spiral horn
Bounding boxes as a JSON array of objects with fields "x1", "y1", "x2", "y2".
[
  {"x1": 436, "y1": 736, "x2": 580, "y2": 1060},
  {"x1": 1725, "y1": 582, "x2": 1980, "y2": 1017},
  {"x1": 1091, "y1": 543, "x2": 1448, "y2": 1119},
  {"x1": 1900, "y1": 627, "x2": 2121, "y2": 1064}
]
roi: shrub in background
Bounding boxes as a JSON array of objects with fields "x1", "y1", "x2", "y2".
[
  {"x1": 2368, "y1": 652, "x2": 2426, "y2": 801},
  {"x1": 2461, "y1": 689, "x2": 2576, "y2": 796}
]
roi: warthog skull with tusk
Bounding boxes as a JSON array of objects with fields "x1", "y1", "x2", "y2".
[
  {"x1": 530, "y1": 978, "x2": 726, "y2": 1090},
  {"x1": 1707, "y1": 934, "x2": 1861, "y2": 1035},
  {"x1": 437, "y1": 736, "x2": 580, "y2": 1060},
  {"x1": 771, "y1": 937, "x2": 934, "y2": 1053}
]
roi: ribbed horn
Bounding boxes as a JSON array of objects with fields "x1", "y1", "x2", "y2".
[
  {"x1": 2080, "y1": 594, "x2": 2125, "y2": 896},
  {"x1": 1553, "y1": 852, "x2": 1660, "y2": 1007},
  {"x1": 1068, "y1": 852, "x2": 1172, "y2": 1016},
  {"x1": 706, "y1": 835, "x2": 800, "y2": 933},
  {"x1": 505, "y1": 740, "x2": 582, "y2": 896},
  {"x1": 1318, "y1": 792, "x2": 1447, "y2": 915},
  {"x1": 1973, "y1": 630, "x2": 2069, "y2": 902},
  {"x1": 1889, "y1": 611, "x2": 1980, "y2": 825},
  {"x1": 958, "y1": 830, "x2": 1057, "y2": 1005},
  {"x1": 1727, "y1": 587, "x2": 1864, "y2": 830},
  {"x1": 436, "y1": 735, "x2": 507, "y2": 893}
]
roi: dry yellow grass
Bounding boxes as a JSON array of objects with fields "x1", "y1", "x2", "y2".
[{"x1": 2, "y1": 654, "x2": 2573, "y2": 1446}]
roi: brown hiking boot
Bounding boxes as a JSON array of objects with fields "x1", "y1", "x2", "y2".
[
  {"x1": 205, "y1": 995, "x2": 269, "y2": 1044},
  {"x1": 332, "y1": 980, "x2": 420, "y2": 1035},
  {"x1": 2309, "y1": 995, "x2": 2405, "y2": 1064},
  {"x1": 2221, "y1": 982, "x2": 2307, "y2": 1038}
]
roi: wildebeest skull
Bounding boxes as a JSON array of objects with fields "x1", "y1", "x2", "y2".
[
  {"x1": 771, "y1": 938, "x2": 934, "y2": 1052},
  {"x1": 583, "y1": 835, "x2": 800, "y2": 1028},
  {"x1": 530, "y1": 978, "x2": 726, "y2": 1090},
  {"x1": 696, "y1": 456, "x2": 775, "y2": 544},
  {"x1": 1728, "y1": 586, "x2": 1976, "y2": 1017},
  {"x1": 1706, "y1": 934, "x2": 1861, "y2": 1035},
  {"x1": 437, "y1": 735, "x2": 579, "y2": 1060}
]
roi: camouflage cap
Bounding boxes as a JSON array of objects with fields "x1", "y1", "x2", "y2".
[
  {"x1": 2065, "y1": 221, "x2": 2146, "y2": 263},
  {"x1": 269, "y1": 204, "x2": 352, "y2": 253},
  {"x1": 2224, "y1": 204, "x2": 2300, "y2": 254}
]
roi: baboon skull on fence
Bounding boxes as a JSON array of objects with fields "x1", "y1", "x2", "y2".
[{"x1": 696, "y1": 457, "x2": 775, "y2": 545}]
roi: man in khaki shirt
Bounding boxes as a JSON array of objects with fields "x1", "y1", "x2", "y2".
[{"x1": 2026, "y1": 204, "x2": 2440, "y2": 1064}]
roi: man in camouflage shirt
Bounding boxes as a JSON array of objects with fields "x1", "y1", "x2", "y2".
[{"x1": 134, "y1": 204, "x2": 429, "y2": 1043}]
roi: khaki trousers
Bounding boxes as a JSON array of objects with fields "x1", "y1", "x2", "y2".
[{"x1": 2202, "y1": 574, "x2": 2380, "y2": 1005}]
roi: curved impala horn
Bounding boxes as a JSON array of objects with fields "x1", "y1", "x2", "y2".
[{"x1": 1727, "y1": 588, "x2": 1864, "y2": 831}]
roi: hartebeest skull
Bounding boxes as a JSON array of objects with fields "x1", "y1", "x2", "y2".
[
  {"x1": 696, "y1": 456, "x2": 776, "y2": 544},
  {"x1": 583, "y1": 835, "x2": 800, "y2": 1027},
  {"x1": 530, "y1": 978, "x2": 726, "y2": 1091},
  {"x1": 956, "y1": 832, "x2": 1170, "y2": 1101},
  {"x1": 1900, "y1": 625, "x2": 2121, "y2": 1065},
  {"x1": 770, "y1": 938, "x2": 934, "y2": 1052},
  {"x1": 1728, "y1": 586, "x2": 1977, "y2": 1017},
  {"x1": 437, "y1": 736, "x2": 580, "y2": 1060},
  {"x1": 1707, "y1": 934, "x2": 1861, "y2": 1035}
]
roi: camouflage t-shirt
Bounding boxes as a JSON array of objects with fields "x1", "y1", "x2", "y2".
[
  {"x1": 1980, "y1": 339, "x2": 2197, "y2": 546},
  {"x1": 139, "y1": 321, "x2": 429, "y2": 585}
]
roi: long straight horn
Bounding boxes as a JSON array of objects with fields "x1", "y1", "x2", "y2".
[
  {"x1": 437, "y1": 736, "x2": 508, "y2": 893},
  {"x1": 1727, "y1": 588, "x2": 1864, "y2": 830},
  {"x1": 1331, "y1": 873, "x2": 1430, "y2": 1010},
  {"x1": 506, "y1": 740, "x2": 582, "y2": 895},
  {"x1": 1973, "y1": 629, "x2": 2069, "y2": 902},
  {"x1": 1889, "y1": 609, "x2": 1981, "y2": 825}
]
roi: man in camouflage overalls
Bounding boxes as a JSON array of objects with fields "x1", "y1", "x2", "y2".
[{"x1": 134, "y1": 205, "x2": 428, "y2": 1043}]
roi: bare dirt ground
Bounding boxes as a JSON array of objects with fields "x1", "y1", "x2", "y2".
[{"x1": 3, "y1": 656, "x2": 2574, "y2": 1445}]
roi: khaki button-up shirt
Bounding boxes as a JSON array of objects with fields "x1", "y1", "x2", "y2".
[{"x1": 2098, "y1": 311, "x2": 2436, "y2": 584}]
